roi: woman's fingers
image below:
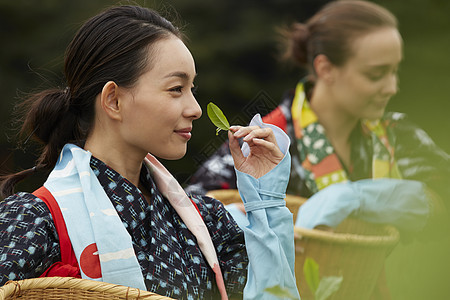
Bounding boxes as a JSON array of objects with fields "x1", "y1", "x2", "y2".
[
  {"x1": 229, "y1": 125, "x2": 283, "y2": 162},
  {"x1": 228, "y1": 129, "x2": 245, "y2": 167},
  {"x1": 251, "y1": 138, "x2": 278, "y2": 153},
  {"x1": 228, "y1": 125, "x2": 284, "y2": 178},
  {"x1": 231, "y1": 126, "x2": 278, "y2": 145}
]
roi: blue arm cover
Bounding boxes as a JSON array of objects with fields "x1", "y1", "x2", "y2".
[
  {"x1": 295, "y1": 179, "x2": 429, "y2": 233},
  {"x1": 235, "y1": 114, "x2": 300, "y2": 300}
]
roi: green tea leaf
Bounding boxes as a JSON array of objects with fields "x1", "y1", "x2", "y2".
[
  {"x1": 264, "y1": 285, "x2": 297, "y2": 299},
  {"x1": 207, "y1": 102, "x2": 230, "y2": 135},
  {"x1": 303, "y1": 257, "x2": 320, "y2": 294},
  {"x1": 315, "y1": 276, "x2": 343, "y2": 300}
]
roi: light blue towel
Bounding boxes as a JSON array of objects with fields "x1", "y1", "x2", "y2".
[
  {"x1": 44, "y1": 144, "x2": 146, "y2": 290},
  {"x1": 295, "y1": 178, "x2": 430, "y2": 233}
]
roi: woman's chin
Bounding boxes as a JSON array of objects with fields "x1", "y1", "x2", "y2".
[
  {"x1": 364, "y1": 108, "x2": 386, "y2": 121},
  {"x1": 155, "y1": 148, "x2": 187, "y2": 161}
]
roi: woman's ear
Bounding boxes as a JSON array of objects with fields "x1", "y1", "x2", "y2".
[
  {"x1": 313, "y1": 54, "x2": 336, "y2": 84},
  {"x1": 100, "y1": 81, "x2": 122, "y2": 121}
]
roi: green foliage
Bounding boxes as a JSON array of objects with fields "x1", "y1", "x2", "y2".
[
  {"x1": 207, "y1": 102, "x2": 230, "y2": 135},
  {"x1": 303, "y1": 257, "x2": 343, "y2": 300},
  {"x1": 303, "y1": 257, "x2": 320, "y2": 293},
  {"x1": 265, "y1": 285, "x2": 298, "y2": 300},
  {"x1": 315, "y1": 276, "x2": 343, "y2": 300}
]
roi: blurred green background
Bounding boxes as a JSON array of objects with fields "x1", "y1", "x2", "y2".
[{"x1": 0, "y1": 0, "x2": 449, "y2": 299}]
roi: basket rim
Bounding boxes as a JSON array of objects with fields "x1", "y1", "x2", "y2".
[
  {"x1": 0, "y1": 277, "x2": 174, "y2": 299},
  {"x1": 294, "y1": 224, "x2": 400, "y2": 246},
  {"x1": 206, "y1": 189, "x2": 308, "y2": 203}
]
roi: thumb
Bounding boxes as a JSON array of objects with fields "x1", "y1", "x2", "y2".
[{"x1": 228, "y1": 129, "x2": 244, "y2": 168}]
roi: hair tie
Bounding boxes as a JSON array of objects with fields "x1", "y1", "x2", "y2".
[
  {"x1": 63, "y1": 86, "x2": 71, "y2": 97},
  {"x1": 63, "y1": 86, "x2": 77, "y2": 114}
]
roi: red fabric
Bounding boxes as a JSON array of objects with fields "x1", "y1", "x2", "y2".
[
  {"x1": 39, "y1": 261, "x2": 80, "y2": 278},
  {"x1": 33, "y1": 186, "x2": 81, "y2": 278},
  {"x1": 220, "y1": 182, "x2": 230, "y2": 190},
  {"x1": 262, "y1": 107, "x2": 288, "y2": 133},
  {"x1": 190, "y1": 199, "x2": 202, "y2": 220}
]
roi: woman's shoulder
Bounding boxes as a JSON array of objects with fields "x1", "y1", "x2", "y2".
[
  {"x1": 381, "y1": 111, "x2": 422, "y2": 133},
  {"x1": 1, "y1": 191, "x2": 53, "y2": 220},
  {"x1": 2, "y1": 191, "x2": 44, "y2": 204},
  {"x1": 382, "y1": 112, "x2": 449, "y2": 159},
  {"x1": 0, "y1": 191, "x2": 60, "y2": 285},
  {"x1": 382, "y1": 111, "x2": 407, "y2": 123},
  {"x1": 381, "y1": 111, "x2": 429, "y2": 129},
  {"x1": 382, "y1": 112, "x2": 435, "y2": 141}
]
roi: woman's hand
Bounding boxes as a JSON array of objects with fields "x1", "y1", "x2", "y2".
[{"x1": 228, "y1": 125, "x2": 284, "y2": 178}]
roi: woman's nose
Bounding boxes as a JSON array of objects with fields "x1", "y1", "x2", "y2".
[
  {"x1": 383, "y1": 74, "x2": 398, "y2": 97},
  {"x1": 185, "y1": 94, "x2": 202, "y2": 120}
]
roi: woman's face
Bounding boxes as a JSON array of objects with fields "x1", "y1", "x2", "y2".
[
  {"x1": 329, "y1": 27, "x2": 403, "y2": 121},
  {"x1": 118, "y1": 36, "x2": 202, "y2": 160}
]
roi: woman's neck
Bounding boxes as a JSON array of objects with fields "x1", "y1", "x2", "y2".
[
  {"x1": 84, "y1": 133, "x2": 144, "y2": 188},
  {"x1": 309, "y1": 83, "x2": 359, "y2": 167}
]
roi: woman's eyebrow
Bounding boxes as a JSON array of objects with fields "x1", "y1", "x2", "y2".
[
  {"x1": 164, "y1": 71, "x2": 197, "y2": 80},
  {"x1": 364, "y1": 64, "x2": 397, "y2": 72},
  {"x1": 366, "y1": 58, "x2": 402, "y2": 70}
]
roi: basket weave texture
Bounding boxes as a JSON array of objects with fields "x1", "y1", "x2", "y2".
[
  {"x1": 0, "y1": 277, "x2": 174, "y2": 300},
  {"x1": 206, "y1": 189, "x2": 400, "y2": 300}
]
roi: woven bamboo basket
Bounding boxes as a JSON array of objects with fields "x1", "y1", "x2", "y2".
[
  {"x1": 206, "y1": 189, "x2": 400, "y2": 300},
  {"x1": 0, "y1": 277, "x2": 174, "y2": 300}
]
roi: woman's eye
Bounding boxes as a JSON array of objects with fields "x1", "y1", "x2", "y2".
[
  {"x1": 191, "y1": 86, "x2": 198, "y2": 95},
  {"x1": 169, "y1": 86, "x2": 183, "y2": 93},
  {"x1": 366, "y1": 72, "x2": 384, "y2": 81}
]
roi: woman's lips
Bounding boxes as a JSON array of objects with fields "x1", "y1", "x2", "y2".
[
  {"x1": 175, "y1": 128, "x2": 192, "y2": 140},
  {"x1": 373, "y1": 99, "x2": 390, "y2": 109}
]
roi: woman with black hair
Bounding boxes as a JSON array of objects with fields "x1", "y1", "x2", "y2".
[{"x1": 0, "y1": 5, "x2": 299, "y2": 300}]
